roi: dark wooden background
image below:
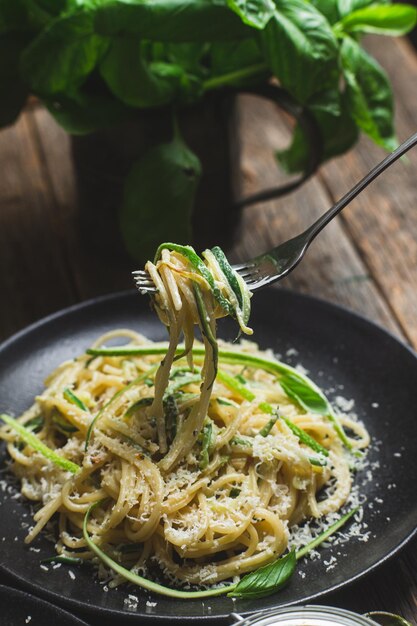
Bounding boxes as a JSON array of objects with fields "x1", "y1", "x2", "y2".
[{"x1": 0, "y1": 35, "x2": 416, "y2": 624}]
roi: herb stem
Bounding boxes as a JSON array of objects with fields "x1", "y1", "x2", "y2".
[
  {"x1": 296, "y1": 506, "x2": 359, "y2": 559},
  {"x1": 203, "y1": 63, "x2": 269, "y2": 91}
]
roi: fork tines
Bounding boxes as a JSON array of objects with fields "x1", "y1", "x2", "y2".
[{"x1": 132, "y1": 270, "x2": 157, "y2": 295}]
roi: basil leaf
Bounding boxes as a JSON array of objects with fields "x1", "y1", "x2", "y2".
[
  {"x1": 46, "y1": 88, "x2": 133, "y2": 135},
  {"x1": 229, "y1": 549, "x2": 296, "y2": 599},
  {"x1": 226, "y1": 0, "x2": 275, "y2": 29},
  {"x1": 280, "y1": 373, "x2": 330, "y2": 414},
  {"x1": 120, "y1": 131, "x2": 201, "y2": 263},
  {"x1": 100, "y1": 39, "x2": 193, "y2": 108},
  {"x1": 338, "y1": 0, "x2": 390, "y2": 18},
  {"x1": 260, "y1": 0, "x2": 339, "y2": 104},
  {"x1": 165, "y1": 42, "x2": 208, "y2": 77},
  {"x1": 338, "y1": 4, "x2": 417, "y2": 36},
  {"x1": 20, "y1": 12, "x2": 109, "y2": 96},
  {"x1": 83, "y1": 502, "x2": 234, "y2": 599},
  {"x1": 94, "y1": 0, "x2": 251, "y2": 41},
  {"x1": 310, "y1": 0, "x2": 341, "y2": 25},
  {"x1": 277, "y1": 93, "x2": 358, "y2": 173},
  {"x1": 341, "y1": 36, "x2": 396, "y2": 151},
  {"x1": 210, "y1": 39, "x2": 264, "y2": 79}
]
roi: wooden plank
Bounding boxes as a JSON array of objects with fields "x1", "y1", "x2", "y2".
[
  {"x1": 232, "y1": 94, "x2": 402, "y2": 338},
  {"x1": 319, "y1": 36, "x2": 417, "y2": 348},
  {"x1": 231, "y1": 78, "x2": 416, "y2": 623},
  {"x1": 30, "y1": 107, "x2": 133, "y2": 300},
  {"x1": 0, "y1": 112, "x2": 76, "y2": 341}
]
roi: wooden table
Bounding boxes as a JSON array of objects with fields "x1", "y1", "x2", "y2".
[{"x1": 0, "y1": 35, "x2": 416, "y2": 625}]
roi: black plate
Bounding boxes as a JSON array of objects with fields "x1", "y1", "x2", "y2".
[
  {"x1": 0, "y1": 289, "x2": 416, "y2": 625},
  {"x1": 0, "y1": 584, "x2": 90, "y2": 626}
]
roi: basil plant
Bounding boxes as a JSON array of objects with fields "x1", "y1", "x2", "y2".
[{"x1": 1, "y1": 0, "x2": 416, "y2": 261}]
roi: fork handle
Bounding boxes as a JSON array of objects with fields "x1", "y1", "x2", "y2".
[{"x1": 305, "y1": 131, "x2": 417, "y2": 242}]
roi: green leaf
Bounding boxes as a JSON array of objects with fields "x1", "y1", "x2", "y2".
[
  {"x1": 82, "y1": 501, "x2": 357, "y2": 598},
  {"x1": 46, "y1": 88, "x2": 133, "y2": 134},
  {"x1": 94, "y1": 0, "x2": 251, "y2": 41},
  {"x1": 226, "y1": 0, "x2": 275, "y2": 29},
  {"x1": 338, "y1": 0, "x2": 390, "y2": 18},
  {"x1": 120, "y1": 130, "x2": 201, "y2": 264},
  {"x1": 20, "y1": 12, "x2": 109, "y2": 96},
  {"x1": 165, "y1": 42, "x2": 208, "y2": 77},
  {"x1": 277, "y1": 94, "x2": 359, "y2": 173},
  {"x1": 0, "y1": 34, "x2": 28, "y2": 126},
  {"x1": 279, "y1": 373, "x2": 330, "y2": 414},
  {"x1": 100, "y1": 39, "x2": 186, "y2": 108},
  {"x1": 310, "y1": 0, "x2": 341, "y2": 25},
  {"x1": 338, "y1": 4, "x2": 417, "y2": 36},
  {"x1": 306, "y1": 68, "x2": 341, "y2": 117},
  {"x1": 229, "y1": 549, "x2": 296, "y2": 599},
  {"x1": 210, "y1": 39, "x2": 263, "y2": 79},
  {"x1": 260, "y1": 0, "x2": 339, "y2": 104},
  {"x1": 341, "y1": 36, "x2": 396, "y2": 150},
  {"x1": 69, "y1": 0, "x2": 111, "y2": 7}
]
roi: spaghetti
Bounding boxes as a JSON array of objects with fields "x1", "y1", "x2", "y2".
[{"x1": 0, "y1": 244, "x2": 369, "y2": 596}]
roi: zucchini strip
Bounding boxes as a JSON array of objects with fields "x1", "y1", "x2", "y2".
[
  {"x1": 209, "y1": 246, "x2": 252, "y2": 332},
  {"x1": 85, "y1": 364, "x2": 159, "y2": 450},
  {"x1": 193, "y1": 283, "x2": 218, "y2": 388},
  {"x1": 83, "y1": 501, "x2": 358, "y2": 599},
  {"x1": 217, "y1": 370, "x2": 329, "y2": 461},
  {"x1": 83, "y1": 502, "x2": 232, "y2": 599},
  {"x1": 63, "y1": 388, "x2": 88, "y2": 412},
  {"x1": 86, "y1": 345, "x2": 350, "y2": 450},
  {"x1": 154, "y1": 243, "x2": 234, "y2": 317},
  {"x1": 0, "y1": 414, "x2": 80, "y2": 474}
]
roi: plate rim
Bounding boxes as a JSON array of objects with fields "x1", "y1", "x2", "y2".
[
  {"x1": 1, "y1": 287, "x2": 416, "y2": 623},
  {"x1": 1, "y1": 286, "x2": 416, "y2": 364},
  {"x1": 0, "y1": 583, "x2": 91, "y2": 626}
]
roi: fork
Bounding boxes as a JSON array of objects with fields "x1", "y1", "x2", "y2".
[{"x1": 133, "y1": 131, "x2": 417, "y2": 294}]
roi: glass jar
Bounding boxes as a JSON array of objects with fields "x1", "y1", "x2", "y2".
[{"x1": 229, "y1": 605, "x2": 401, "y2": 626}]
